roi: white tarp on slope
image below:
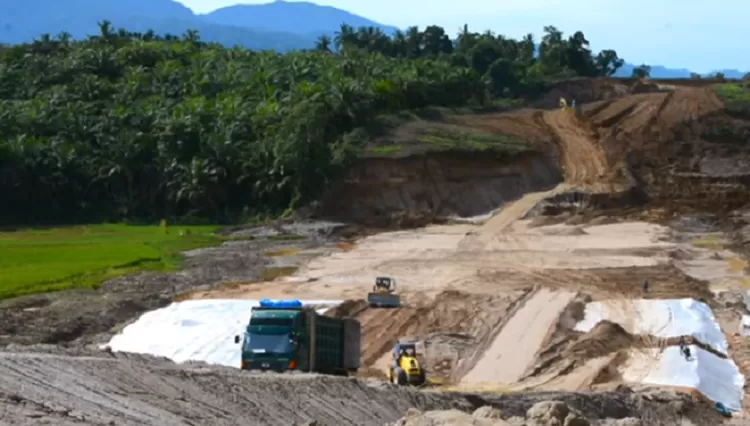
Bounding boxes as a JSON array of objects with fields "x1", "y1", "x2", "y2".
[
  {"x1": 739, "y1": 315, "x2": 750, "y2": 337},
  {"x1": 575, "y1": 298, "x2": 744, "y2": 410},
  {"x1": 574, "y1": 298, "x2": 728, "y2": 354},
  {"x1": 104, "y1": 299, "x2": 341, "y2": 368},
  {"x1": 620, "y1": 346, "x2": 745, "y2": 411}
]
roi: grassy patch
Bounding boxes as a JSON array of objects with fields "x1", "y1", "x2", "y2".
[
  {"x1": 713, "y1": 83, "x2": 750, "y2": 117},
  {"x1": 417, "y1": 130, "x2": 530, "y2": 153},
  {"x1": 261, "y1": 266, "x2": 298, "y2": 280},
  {"x1": 267, "y1": 234, "x2": 306, "y2": 241},
  {"x1": 689, "y1": 233, "x2": 725, "y2": 250},
  {"x1": 369, "y1": 145, "x2": 403, "y2": 155},
  {"x1": 0, "y1": 224, "x2": 223, "y2": 300},
  {"x1": 362, "y1": 99, "x2": 529, "y2": 157},
  {"x1": 702, "y1": 123, "x2": 750, "y2": 144},
  {"x1": 374, "y1": 99, "x2": 523, "y2": 130}
]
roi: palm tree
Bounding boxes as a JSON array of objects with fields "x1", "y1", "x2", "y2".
[
  {"x1": 315, "y1": 35, "x2": 331, "y2": 52},
  {"x1": 183, "y1": 29, "x2": 200, "y2": 43},
  {"x1": 98, "y1": 20, "x2": 113, "y2": 41},
  {"x1": 334, "y1": 24, "x2": 355, "y2": 51}
]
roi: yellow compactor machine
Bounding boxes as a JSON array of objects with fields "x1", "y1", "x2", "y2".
[{"x1": 388, "y1": 341, "x2": 426, "y2": 386}]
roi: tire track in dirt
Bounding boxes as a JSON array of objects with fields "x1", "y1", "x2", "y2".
[
  {"x1": 537, "y1": 109, "x2": 609, "y2": 188},
  {"x1": 0, "y1": 351, "x2": 484, "y2": 426},
  {"x1": 646, "y1": 90, "x2": 675, "y2": 129}
]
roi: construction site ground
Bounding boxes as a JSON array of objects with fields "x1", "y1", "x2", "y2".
[{"x1": 3, "y1": 78, "x2": 750, "y2": 425}]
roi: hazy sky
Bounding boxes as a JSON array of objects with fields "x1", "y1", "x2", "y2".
[{"x1": 176, "y1": 0, "x2": 747, "y2": 72}]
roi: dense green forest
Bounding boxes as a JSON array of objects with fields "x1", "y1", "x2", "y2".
[{"x1": 0, "y1": 22, "x2": 624, "y2": 225}]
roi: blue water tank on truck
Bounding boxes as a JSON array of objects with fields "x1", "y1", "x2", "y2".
[{"x1": 234, "y1": 299, "x2": 361, "y2": 376}]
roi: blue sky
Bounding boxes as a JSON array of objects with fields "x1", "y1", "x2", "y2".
[{"x1": 176, "y1": 0, "x2": 747, "y2": 73}]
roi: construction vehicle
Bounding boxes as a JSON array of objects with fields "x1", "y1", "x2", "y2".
[
  {"x1": 367, "y1": 276, "x2": 401, "y2": 308},
  {"x1": 234, "y1": 299, "x2": 361, "y2": 375},
  {"x1": 388, "y1": 340, "x2": 426, "y2": 386}
]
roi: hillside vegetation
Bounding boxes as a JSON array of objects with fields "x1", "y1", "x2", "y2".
[{"x1": 0, "y1": 22, "x2": 624, "y2": 225}]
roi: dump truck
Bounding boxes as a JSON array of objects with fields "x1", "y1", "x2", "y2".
[
  {"x1": 234, "y1": 299, "x2": 361, "y2": 376},
  {"x1": 367, "y1": 276, "x2": 401, "y2": 308},
  {"x1": 388, "y1": 340, "x2": 426, "y2": 386}
]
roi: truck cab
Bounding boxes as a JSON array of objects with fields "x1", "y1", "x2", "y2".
[
  {"x1": 234, "y1": 299, "x2": 309, "y2": 372},
  {"x1": 235, "y1": 299, "x2": 361, "y2": 376}
]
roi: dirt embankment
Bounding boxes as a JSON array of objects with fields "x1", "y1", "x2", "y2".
[
  {"x1": 0, "y1": 349, "x2": 716, "y2": 426},
  {"x1": 318, "y1": 151, "x2": 562, "y2": 224},
  {"x1": 319, "y1": 80, "x2": 750, "y2": 225}
]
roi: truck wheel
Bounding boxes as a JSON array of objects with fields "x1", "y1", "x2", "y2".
[
  {"x1": 397, "y1": 369, "x2": 408, "y2": 386},
  {"x1": 416, "y1": 371, "x2": 426, "y2": 386}
]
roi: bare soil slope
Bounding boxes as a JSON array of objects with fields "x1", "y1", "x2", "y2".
[
  {"x1": 0, "y1": 349, "x2": 716, "y2": 426},
  {"x1": 320, "y1": 81, "x2": 748, "y2": 223}
]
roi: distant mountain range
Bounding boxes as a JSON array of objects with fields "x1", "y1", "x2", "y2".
[
  {"x1": 613, "y1": 63, "x2": 746, "y2": 79},
  {"x1": 0, "y1": 0, "x2": 745, "y2": 79},
  {"x1": 0, "y1": 0, "x2": 394, "y2": 51},
  {"x1": 202, "y1": 1, "x2": 398, "y2": 38}
]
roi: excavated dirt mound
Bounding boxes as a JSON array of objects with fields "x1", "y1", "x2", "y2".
[{"x1": 327, "y1": 289, "x2": 532, "y2": 381}]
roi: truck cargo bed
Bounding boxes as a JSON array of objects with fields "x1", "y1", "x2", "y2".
[
  {"x1": 342, "y1": 318, "x2": 361, "y2": 371},
  {"x1": 313, "y1": 315, "x2": 345, "y2": 373}
]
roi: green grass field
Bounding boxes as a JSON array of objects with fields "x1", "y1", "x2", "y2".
[
  {"x1": 0, "y1": 224, "x2": 225, "y2": 300},
  {"x1": 713, "y1": 83, "x2": 750, "y2": 116}
]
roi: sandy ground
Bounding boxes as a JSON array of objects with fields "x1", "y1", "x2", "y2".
[
  {"x1": 461, "y1": 288, "x2": 576, "y2": 386},
  {"x1": 189, "y1": 219, "x2": 676, "y2": 302}
]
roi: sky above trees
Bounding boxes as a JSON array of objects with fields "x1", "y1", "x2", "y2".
[{"x1": 177, "y1": 0, "x2": 747, "y2": 73}]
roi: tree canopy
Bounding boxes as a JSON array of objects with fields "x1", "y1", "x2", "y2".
[{"x1": 0, "y1": 22, "x2": 624, "y2": 225}]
